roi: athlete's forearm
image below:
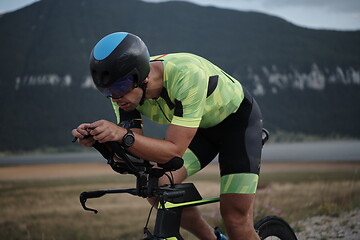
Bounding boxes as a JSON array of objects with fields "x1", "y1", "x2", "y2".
[
  {"x1": 130, "y1": 127, "x2": 144, "y2": 135},
  {"x1": 127, "y1": 133, "x2": 183, "y2": 164},
  {"x1": 126, "y1": 127, "x2": 178, "y2": 163},
  {"x1": 126, "y1": 125, "x2": 196, "y2": 164},
  {"x1": 88, "y1": 120, "x2": 194, "y2": 164}
]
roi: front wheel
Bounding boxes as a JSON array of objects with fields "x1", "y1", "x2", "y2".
[{"x1": 254, "y1": 216, "x2": 298, "y2": 240}]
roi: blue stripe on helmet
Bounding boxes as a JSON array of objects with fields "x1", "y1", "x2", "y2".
[{"x1": 93, "y1": 32, "x2": 128, "y2": 61}]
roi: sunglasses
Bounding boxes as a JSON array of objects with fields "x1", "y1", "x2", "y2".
[{"x1": 97, "y1": 75, "x2": 137, "y2": 99}]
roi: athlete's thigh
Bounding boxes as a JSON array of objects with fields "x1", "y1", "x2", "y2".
[
  {"x1": 220, "y1": 94, "x2": 263, "y2": 173},
  {"x1": 158, "y1": 129, "x2": 219, "y2": 186},
  {"x1": 218, "y1": 95, "x2": 263, "y2": 194},
  {"x1": 183, "y1": 130, "x2": 219, "y2": 177}
]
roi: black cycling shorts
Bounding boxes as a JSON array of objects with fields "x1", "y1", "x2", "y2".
[{"x1": 182, "y1": 89, "x2": 263, "y2": 194}]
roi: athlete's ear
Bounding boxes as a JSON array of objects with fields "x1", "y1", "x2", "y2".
[{"x1": 143, "y1": 77, "x2": 149, "y2": 83}]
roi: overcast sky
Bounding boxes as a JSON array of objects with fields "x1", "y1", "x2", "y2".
[{"x1": 1, "y1": 0, "x2": 359, "y2": 30}]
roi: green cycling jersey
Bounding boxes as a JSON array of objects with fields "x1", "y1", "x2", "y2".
[{"x1": 112, "y1": 53, "x2": 244, "y2": 128}]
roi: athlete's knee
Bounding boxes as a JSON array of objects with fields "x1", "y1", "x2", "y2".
[
  {"x1": 221, "y1": 206, "x2": 252, "y2": 227},
  {"x1": 220, "y1": 193, "x2": 255, "y2": 224},
  {"x1": 220, "y1": 194, "x2": 258, "y2": 239}
]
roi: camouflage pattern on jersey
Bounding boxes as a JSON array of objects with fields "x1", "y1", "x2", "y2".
[{"x1": 112, "y1": 53, "x2": 244, "y2": 128}]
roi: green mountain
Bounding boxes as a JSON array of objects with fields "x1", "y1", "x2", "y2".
[{"x1": 0, "y1": 0, "x2": 359, "y2": 152}]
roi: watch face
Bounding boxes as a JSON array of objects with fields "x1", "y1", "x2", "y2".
[{"x1": 124, "y1": 134, "x2": 135, "y2": 147}]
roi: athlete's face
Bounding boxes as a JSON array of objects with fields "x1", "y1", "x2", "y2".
[{"x1": 111, "y1": 87, "x2": 143, "y2": 111}]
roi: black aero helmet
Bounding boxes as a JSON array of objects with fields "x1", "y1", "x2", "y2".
[{"x1": 90, "y1": 32, "x2": 150, "y2": 99}]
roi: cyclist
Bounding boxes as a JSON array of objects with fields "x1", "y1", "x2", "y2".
[{"x1": 72, "y1": 32, "x2": 263, "y2": 240}]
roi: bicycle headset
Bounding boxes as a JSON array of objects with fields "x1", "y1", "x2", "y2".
[{"x1": 89, "y1": 32, "x2": 150, "y2": 100}]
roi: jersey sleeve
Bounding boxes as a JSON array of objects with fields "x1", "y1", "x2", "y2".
[{"x1": 168, "y1": 64, "x2": 208, "y2": 128}]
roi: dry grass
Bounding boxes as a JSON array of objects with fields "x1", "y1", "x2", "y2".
[{"x1": 0, "y1": 161, "x2": 359, "y2": 239}]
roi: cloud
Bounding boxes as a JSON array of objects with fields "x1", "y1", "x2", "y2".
[
  {"x1": 140, "y1": 0, "x2": 360, "y2": 30},
  {"x1": 144, "y1": 0, "x2": 360, "y2": 13},
  {"x1": 261, "y1": 0, "x2": 360, "y2": 13}
]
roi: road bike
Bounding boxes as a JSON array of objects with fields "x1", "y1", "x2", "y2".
[{"x1": 77, "y1": 129, "x2": 298, "y2": 239}]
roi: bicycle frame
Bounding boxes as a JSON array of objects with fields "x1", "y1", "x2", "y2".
[
  {"x1": 78, "y1": 128, "x2": 278, "y2": 240},
  {"x1": 152, "y1": 184, "x2": 220, "y2": 240},
  {"x1": 80, "y1": 167, "x2": 220, "y2": 239}
]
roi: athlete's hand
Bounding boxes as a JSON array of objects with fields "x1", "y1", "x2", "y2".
[
  {"x1": 88, "y1": 120, "x2": 126, "y2": 143},
  {"x1": 71, "y1": 123, "x2": 96, "y2": 147}
]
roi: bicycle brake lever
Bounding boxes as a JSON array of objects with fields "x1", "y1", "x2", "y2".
[
  {"x1": 80, "y1": 198, "x2": 98, "y2": 214},
  {"x1": 80, "y1": 191, "x2": 104, "y2": 214}
]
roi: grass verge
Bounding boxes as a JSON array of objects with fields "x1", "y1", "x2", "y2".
[{"x1": 0, "y1": 161, "x2": 359, "y2": 239}]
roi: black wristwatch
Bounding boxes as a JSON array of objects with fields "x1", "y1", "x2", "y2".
[{"x1": 122, "y1": 128, "x2": 135, "y2": 148}]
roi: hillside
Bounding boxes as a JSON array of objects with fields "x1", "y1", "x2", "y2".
[{"x1": 0, "y1": 0, "x2": 359, "y2": 152}]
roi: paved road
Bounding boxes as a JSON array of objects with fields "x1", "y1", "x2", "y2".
[{"x1": 1, "y1": 140, "x2": 359, "y2": 166}]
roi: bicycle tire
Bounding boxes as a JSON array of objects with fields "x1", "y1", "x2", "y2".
[{"x1": 254, "y1": 216, "x2": 298, "y2": 240}]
